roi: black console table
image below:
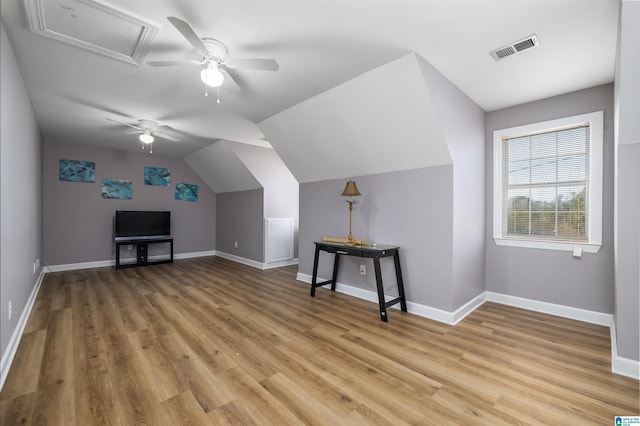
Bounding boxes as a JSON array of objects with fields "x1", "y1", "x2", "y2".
[
  {"x1": 310, "y1": 241, "x2": 407, "y2": 321},
  {"x1": 114, "y1": 237, "x2": 173, "y2": 269}
]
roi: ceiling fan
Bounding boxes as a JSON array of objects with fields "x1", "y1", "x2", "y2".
[
  {"x1": 147, "y1": 17, "x2": 279, "y2": 97},
  {"x1": 105, "y1": 118, "x2": 179, "y2": 153}
]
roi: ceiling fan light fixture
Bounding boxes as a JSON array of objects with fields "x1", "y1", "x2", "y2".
[
  {"x1": 139, "y1": 131, "x2": 154, "y2": 144},
  {"x1": 200, "y1": 62, "x2": 224, "y2": 87}
]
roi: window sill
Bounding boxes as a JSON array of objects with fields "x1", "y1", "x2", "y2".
[{"x1": 493, "y1": 237, "x2": 601, "y2": 253}]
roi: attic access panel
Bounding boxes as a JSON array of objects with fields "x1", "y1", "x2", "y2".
[{"x1": 23, "y1": 0, "x2": 158, "y2": 65}]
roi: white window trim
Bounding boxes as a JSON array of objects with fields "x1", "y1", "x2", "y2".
[{"x1": 493, "y1": 111, "x2": 603, "y2": 253}]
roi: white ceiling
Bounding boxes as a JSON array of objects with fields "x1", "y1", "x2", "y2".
[{"x1": 1, "y1": 0, "x2": 620, "y2": 158}]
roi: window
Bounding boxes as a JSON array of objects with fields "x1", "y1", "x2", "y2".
[{"x1": 493, "y1": 111, "x2": 603, "y2": 252}]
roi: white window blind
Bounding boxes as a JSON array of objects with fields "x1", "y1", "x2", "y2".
[{"x1": 502, "y1": 124, "x2": 589, "y2": 242}]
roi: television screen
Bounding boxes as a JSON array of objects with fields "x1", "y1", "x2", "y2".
[{"x1": 115, "y1": 211, "x2": 171, "y2": 238}]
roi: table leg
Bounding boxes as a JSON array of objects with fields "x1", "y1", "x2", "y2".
[
  {"x1": 373, "y1": 258, "x2": 388, "y2": 322},
  {"x1": 330, "y1": 253, "x2": 340, "y2": 291},
  {"x1": 310, "y1": 244, "x2": 321, "y2": 297},
  {"x1": 394, "y1": 251, "x2": 407, "y2": 312}
]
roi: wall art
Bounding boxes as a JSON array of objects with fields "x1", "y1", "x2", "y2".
[
  {"x1": 175, "y1": 182, "x2": 198, "y2": 202},
  {"x1": 144, "y1": 166, "x2": 170, "y2": 186},
  {"x1": 101, "y1": 178, "x2": 132, "y2": 199},
  {"x1": 59, "y1": 159, "x2": 95, "y2": 182}
]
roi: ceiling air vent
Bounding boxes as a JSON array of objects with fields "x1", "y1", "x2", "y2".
[{"x1": 490, "y1": 34, "x2": 540, "y2": 62}]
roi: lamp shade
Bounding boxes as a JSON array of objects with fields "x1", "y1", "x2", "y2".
[
  {"x1": 200, "y1": 62, "x2": 224, "y2": 87},
  {"x1": 139, "y1": 132, "x2": 154, "y2": 144},
  {"x1": 341, "y1": 180, "x2": 361, "y2": 197}
]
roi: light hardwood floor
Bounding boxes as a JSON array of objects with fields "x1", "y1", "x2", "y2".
[{"x1": 1, "y1": 256, "x2": 638, "y2": 425}]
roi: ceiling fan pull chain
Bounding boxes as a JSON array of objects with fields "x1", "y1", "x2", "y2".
[
  {"x1": 150, "y1": 143, "x2": 153, "y2": 154},
  {"x1": 204, "y1": 83, "x2": 208, "y2": 97},
  {"x1": 217, "y1": 86, "x2": 220, "y2": 104}
]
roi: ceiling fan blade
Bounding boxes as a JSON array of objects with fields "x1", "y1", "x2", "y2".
[
  {"x1": 225, "y1": 58, "x2": 279, "y2": 71},
  {"x1": 105, "y1": 117, "x2": 143, "y2": 131},
  {"x1": 220, "y1": 68, "x2": 241, "y2": 91},
  {"x1": 154, "y1": 132, "x2": 180, "y2": 142},
  {"x1": 167, "y1": 16, "x2": 209, "y2": 56}
]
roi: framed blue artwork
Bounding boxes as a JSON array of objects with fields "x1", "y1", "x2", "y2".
[
  {"x1": 175, "y1": 182, "x2": 199, "y2": 202},
  {"x1": 144, "y1": 166, "x2": 170, "y2": 186},
  {"x1": 59, "y1": 159, "x2": 95, "y2": 182},
  {"x1": 101, "y1": 178, "x2": 132, "y2": 199}
]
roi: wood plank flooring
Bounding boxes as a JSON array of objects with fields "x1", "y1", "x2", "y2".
[{"x1": 1, "y1": 256, "x2": 638, "y2": 425}]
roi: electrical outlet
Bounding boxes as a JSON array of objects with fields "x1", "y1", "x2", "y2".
[
  {"x1": 360, "y1": 264, "x2": 366, "y2": 275},
  {"x1": 36, "y1": 258, "x2": 40, "y2": 268},
  {"x1": 33, "y1": 261, "x2": 36, "y2": 274},
  {"x1": 234, "y1": 241, "x2": 238, "y2": 248},
  {"x1": 8, "y1": 301, "x2": 12, "y2": 320}
]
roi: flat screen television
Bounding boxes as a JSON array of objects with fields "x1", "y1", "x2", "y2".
[{"x1": 115, "y1": 210, "x2": 171, "y2": 239}]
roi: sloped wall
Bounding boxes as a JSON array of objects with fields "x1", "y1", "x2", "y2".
[
  {"x1": 184, "y1": 140, "x2": 262, "y2": 194},
  {"x1": 231, "y1": 143, "x2": 299, "y2": 258},
  {"x1": 262, "y1": 52, "x2": 486, "y2": 315},
  {"x1": 260, "y1": 52, "x2": 451, "y2": 183},
  {"x1": 187, "y1": 140, "x2": 299, "y2": 262}
]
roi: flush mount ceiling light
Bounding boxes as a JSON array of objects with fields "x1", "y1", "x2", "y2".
[
  {"x1": 105, "y1": 117, "x2": 180, "y2": 154},
  {"x1": 139, "y1": 131, "x2": 154, "y2": 144},
  {"x1": 200, "y1": 61, "x2": 224, "y2": 87}
]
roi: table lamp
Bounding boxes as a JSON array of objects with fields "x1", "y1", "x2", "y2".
[{"x1": 341, "y1": 180, "x2": 361, "y2": 245}]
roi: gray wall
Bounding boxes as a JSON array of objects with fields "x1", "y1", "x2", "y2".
[
  {"x1": 231, "y1": 143, "x2": 300, "y2": 257},
  {"x1": 43, "y1": 141, "x2": 216, "y2": 266},
  {"x1": 417, "y1": 55, "x2": 486, "y2": 310},
  {"x1": 216, "y1": 189, "x2": 264, "y2": 262},
  {"x1": 1, "y1": 23, "x2": 44, "y2": 363},
  {"x1": 290, "y1": 51, "x2": 486, "y2": 313},
  {"x1": 299, "y1": 167, "x2": 455, "y2": 310},
  {"x1": 613, "y1": 0, "x2": 639, "y2": 362},
  {"x1": 614, "y1": 144, "x2": 640, "y2": 361},
  {"x1": 485, "y1": 84, "x2": 615, "y2": 313}
]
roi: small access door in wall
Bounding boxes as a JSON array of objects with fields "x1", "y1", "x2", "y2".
[{"x1": 264, "y1": 218, "x2": 294, "y2": 264}]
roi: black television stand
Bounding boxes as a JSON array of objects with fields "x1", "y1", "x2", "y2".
[{"x1": 115, "y1": 237, "x2": 173, "y2": 269}]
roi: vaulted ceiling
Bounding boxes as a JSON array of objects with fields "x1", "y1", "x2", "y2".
[{"x1": 1, "y1": 0, "x2": 620, "y2": 162}]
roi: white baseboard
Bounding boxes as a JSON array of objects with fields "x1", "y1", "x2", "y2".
[
  {"x1": 0, "y1": 269, "x2": 45, "y2": 391},
  {"x1": 216, "y1": 251, "x2": 298, "y2": 270},
  {"x1": 46, "y1": 250, "x2": 217, "y2": 272},
  {"x1": 263, "y1": 258, "x2": 299, "y2": 269},
  {"x1": 46, "y1": 260, "x2": 114, "y2": 272},
  {"x1": 484, "y1": 291, "x2": 613, "y2": 326},
  {"x1": 610, "y1": 318, "x2": 640, "y2": 380},
  {"x1": 175, "y1": 250, "x2": 216, "y2": 260},
  {"x1": 216, "y1": 251, "x2": 265, "y2": 269},
  {"x1": 296, "y1": 272, "x2": 483, "y2": 326}
]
